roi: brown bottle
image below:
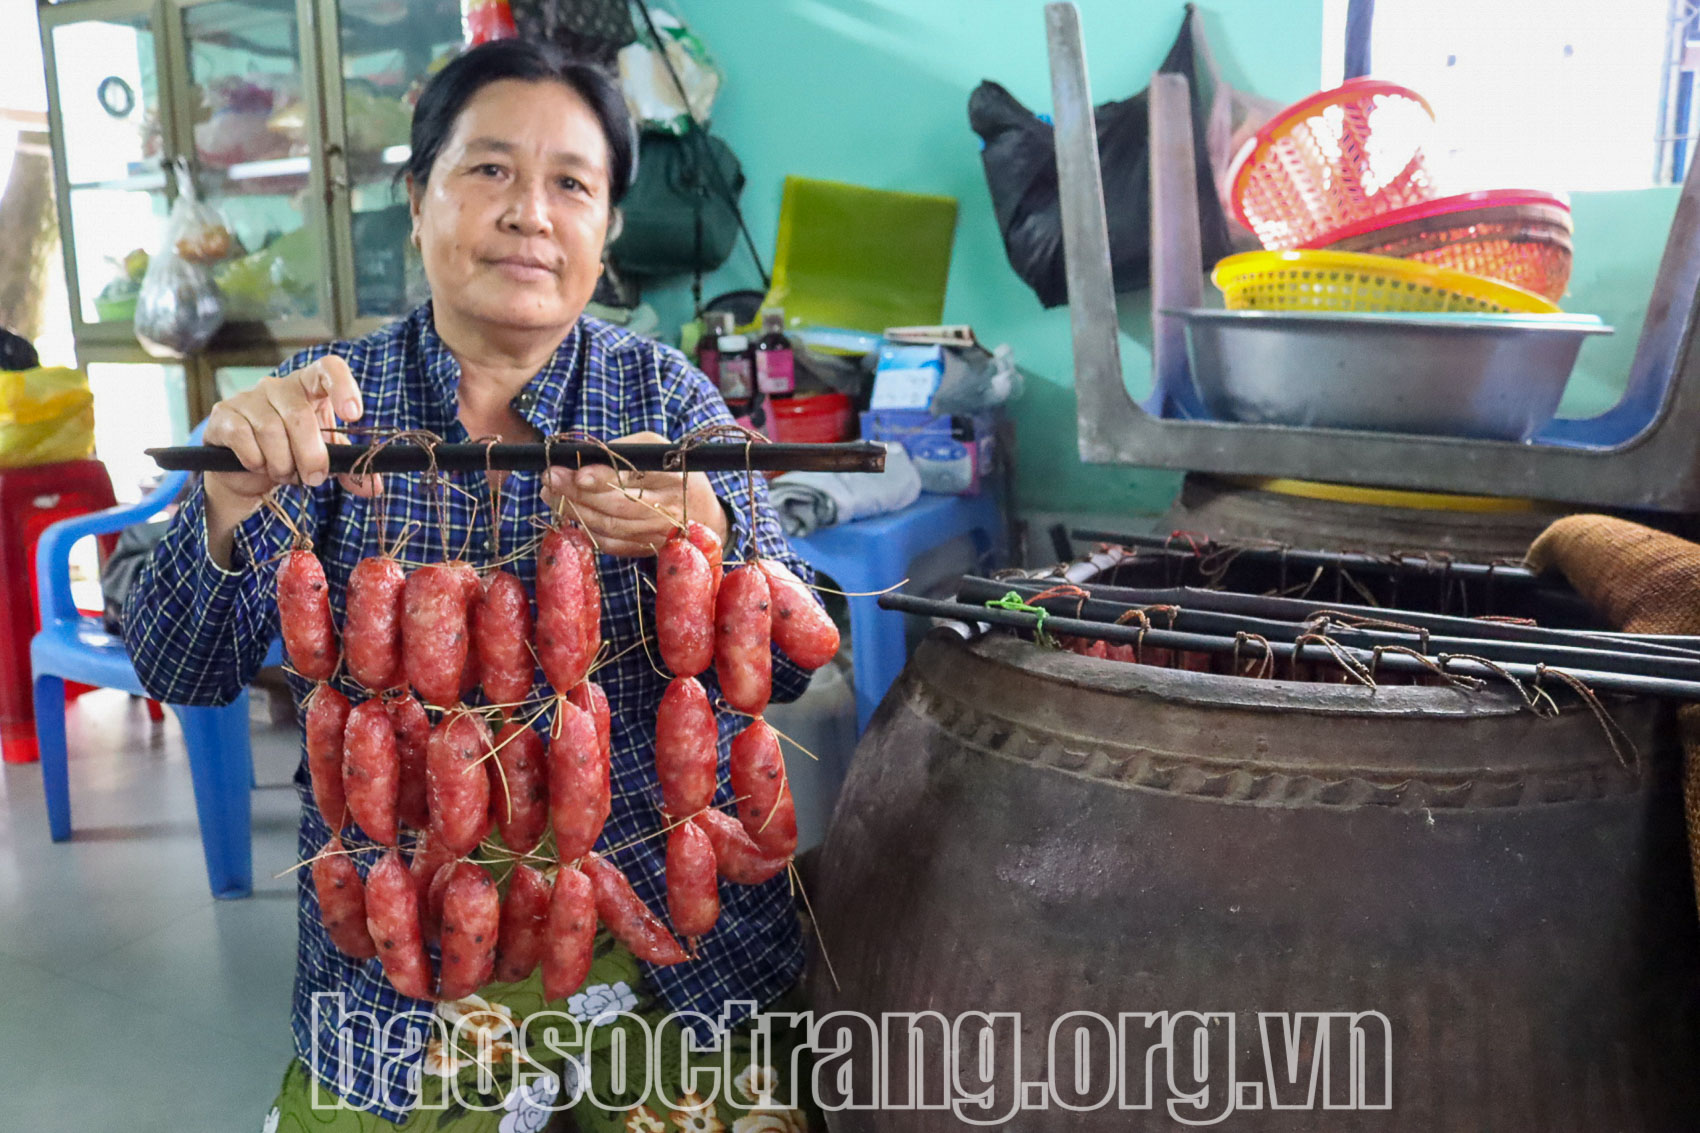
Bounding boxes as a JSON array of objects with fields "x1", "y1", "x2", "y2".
[{"x1": 754, "y1": 309, "x2": 795, "y2": 400}]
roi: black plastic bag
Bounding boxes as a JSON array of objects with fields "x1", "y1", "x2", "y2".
[{"x1": 969, "y1": 10, "x2": 1233, "y2": 308}]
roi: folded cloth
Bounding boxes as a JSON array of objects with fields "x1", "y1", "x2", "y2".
[{"x1": 771, "y1": 441, "x2": 922, "y2": 536}]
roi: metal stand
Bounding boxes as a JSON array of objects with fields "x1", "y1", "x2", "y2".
[{"x1": 1046, "y1": 1, "x2": 1700, "y2": 511}]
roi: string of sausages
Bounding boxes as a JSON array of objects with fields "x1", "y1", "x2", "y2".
[{"x1": 281, "y1": 446, "x2": 840, "y2": 1005}]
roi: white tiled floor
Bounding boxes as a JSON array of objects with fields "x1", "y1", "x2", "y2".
[{"x1": 0, "y1": 690, "x2": 305, "y2": 1132}]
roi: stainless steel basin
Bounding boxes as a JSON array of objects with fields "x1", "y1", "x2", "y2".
[{"x1": 1173, "y1": 309, "x2": 1612, "y2": 440}]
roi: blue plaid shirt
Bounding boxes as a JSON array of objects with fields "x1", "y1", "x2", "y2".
[{"x1": 123, "y1": 304, "x2": 816, "y2": 1119}]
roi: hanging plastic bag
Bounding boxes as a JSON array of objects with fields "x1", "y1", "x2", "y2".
[
  {"x1": 135, "y1": 159, "x2": 230, "y2": 357},
  {"x1": 617, "y1": 2, "x2": 721, "y2": 134},
  {"x1": 0, "y1": 367, "x2": 95, "y2": 469},
  {"x1": 968, "y1": 9, "x2": 1242, "y2": 308}
]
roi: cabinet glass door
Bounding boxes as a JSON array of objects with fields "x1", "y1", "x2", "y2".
[
  {"x1": 176, "y1": 0, "x2": 328, "y2": 331},
  {"x1": 331, "y1": 0, "x2": 462, "y2": 325},
  {"x1": 44, "y1": 5, "x2": 169, "y2": 328}
]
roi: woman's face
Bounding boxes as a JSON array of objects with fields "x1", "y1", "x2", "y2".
[{"x1": 410, "y1": 78, "x2": 614, "y2": 339}]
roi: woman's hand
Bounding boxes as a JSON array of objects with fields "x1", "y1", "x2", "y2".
[
  {"x1": 544, "y1": 431, "x2": 730, "y2": 557},
  {"x1": 201, "y1": 356, "x2": 370, "y2": 566}
]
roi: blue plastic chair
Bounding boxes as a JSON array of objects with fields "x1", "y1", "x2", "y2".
[
  {"x1": 30, "y1": 424, "x2": 278, "y2": 899},
  {"x1": 789, "y1": 492, "x2": 1003, "y2": 733}
]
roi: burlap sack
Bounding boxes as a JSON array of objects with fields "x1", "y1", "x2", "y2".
[{"x1": 1528, "y1": 514, "x2": 1700, "y2": 911}]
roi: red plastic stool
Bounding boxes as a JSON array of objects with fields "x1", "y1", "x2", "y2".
[{"x1": 0, "y1": 460, "x2": 117, "y2": 763}]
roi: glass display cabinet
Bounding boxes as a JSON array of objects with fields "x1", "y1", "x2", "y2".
[{"x1": 38, "y1": 0, "x2": 462, "y2": 420}]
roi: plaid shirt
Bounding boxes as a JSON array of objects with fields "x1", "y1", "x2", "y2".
[{"x1": 123, "y1": 304, "x2": 816, "y2": 1120}]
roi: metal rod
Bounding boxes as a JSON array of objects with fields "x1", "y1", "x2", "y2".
[
  {"x1": 1038, "y1": 577, "x2": 1700, "y2": 660},
  {"x1": 879, "y1": 591, "x2": 1700, "y2": 702},
  {"x1": 1070, "y1": 528, "x2": 1541, "y2": 585},
  {"x1": 958, "y1": 577, "x2": 1700, "y2": 684},
  {"x1": 147, "y1": 440, "x2": 888, "y2": 475}
]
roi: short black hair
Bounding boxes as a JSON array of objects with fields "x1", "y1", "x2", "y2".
[{"x1": 405, "y1": 39, "x2": 637, "y2": 205}]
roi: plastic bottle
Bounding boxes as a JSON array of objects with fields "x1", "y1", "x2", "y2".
[
  {"x1": 717, "y1": 331, "x2": 758, "y2": 424},
  {"x1": 754, "y1": 309, "x2": 795, "y2": 399}
]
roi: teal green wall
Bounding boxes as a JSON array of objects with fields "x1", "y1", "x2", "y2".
[
  {"x1": 1559, "y1": 188, "x2": 1682, "y2": 419},
  {"x1": 653, "y1": 0, "x2": 1327, "y2": 515}
]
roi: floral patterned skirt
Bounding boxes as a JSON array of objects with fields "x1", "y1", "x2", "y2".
[{"x1": 264, "y1": 932, "x2": 818, "y2": 1133}]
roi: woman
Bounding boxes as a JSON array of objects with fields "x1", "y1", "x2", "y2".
[{"x1": 126, "y1": 41, "x2": 821, "y2": 1133}]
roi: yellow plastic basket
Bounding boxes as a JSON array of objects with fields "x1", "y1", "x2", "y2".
[{"x1": 1212, "y1": 249, "x2": 1560, "y2": 314}]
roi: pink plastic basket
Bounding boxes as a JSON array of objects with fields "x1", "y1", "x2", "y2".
[{"x1": 1228, "y1": 79, "x2": 1439, "y2": 250}]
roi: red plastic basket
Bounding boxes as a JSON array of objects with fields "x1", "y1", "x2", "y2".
[
  {"x1": 1228, "y1": 78, "x2": 1439, "y2": 250},
  {"x1": 1304, "y1": 190, "x2": 1574, "y2": 303}
]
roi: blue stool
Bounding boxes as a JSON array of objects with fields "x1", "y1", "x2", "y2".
[
  {"x1": 30, "y1": 424, "x2": 279, "y2": 900},
  {"x1": 790, "y1": 492, "x2": 1002, "y2": 731}
]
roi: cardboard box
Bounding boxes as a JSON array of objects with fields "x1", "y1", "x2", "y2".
[{"x1": 861, "y1": 409, "x2": 997, "y2": 495}]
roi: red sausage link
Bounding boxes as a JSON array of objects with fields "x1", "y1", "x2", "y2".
[
  {"x1": 656, "y1": 532, "x2": 715, "y2": 678},
  {"x1": 406, "y1": 832, "x2": 453, "y2": 946},
  {"x1": 548, "y1": 699, "x2": 609, "y2": 861},
  {"x1": 278, "y1": 549, "x2": 339, "y2": 682},
  {"x1": 654, "y1": 677, "x2": 717, "y2": 817},
  {"x1": 1107, "y1": 642, "x2": 1136, "y2": 663},
  {"x1": 582, "y1": 853, "x2": 688, "y2": 965},
  {"x1": 403, "y1": 564, "x2": 472, "y2": 708},
  {"x1": 762, "y1": 562, "x2": 840, "y2": 671},
  {"x1": 1063, "y1": 635, "x2": 1107, "y2": 658},
  {"x1": 714, "y1": 565, "x2": 772, "y2": 715},
  {"x1": 542, "y1": 866, "x2": 596, "y2": 1001},
  {"x1": 438, "y1": 861, "x2": 500, "y2": 1000},
  {"x1": 490, "y1": 721, "x2": 548, "y2": 855},
  {"x1": 385, "y1": 693, "x2": 432, "y2": 831},
  {"x1": 692, "y1": 808, "x2": 790, "y2": 885},
  {"x1": 451, "y1": 561, "x2": 484, "y2": 606},
  {"x1": 346, "y1": 556, "x2": 407, "y2": 690},
  {"x1": 424, "y1": 858, "x2": 454, "y2": 945},
  {"x1": 364, "y1": 850, "x2": 433, "y2": 999},
  {"x1": 312, "y1": 835, "x2": 376, "y2": 959},
  {"x1": 494, "y1": 863, "x2": 551, "y2": 984},
  {"x1": 666, "y1": 820, "x2": 720, "y2": 939},
  {"x1": 537, "y1": 528, "x2": 597, "y2": 693},
  {"x1": 305, "y1": 685, "x2": 351, "y2": 831},
  {"x1": 409, "y1": 832, "x2": 455, "y2": 910},
  {"x1": 460, "y1": 651, "x2": 482, "y2": 701},
  {"x1": 427, "y1": 711, "x2": 493, "y2": 857},
  {"x1": 685, "y1": 520, "x2": 724, "y2": 594},
  {"x1": 729, "y1": 718, "x2": 798, "y2": 858},
  {"x1": 475, "y1": 570, "x2": 535, "y2": 707},
  {"x1": 343, "y1": 699, "x2": 399, "y2": 846},
  {"x1": 567, "y1": 680, "x2": 611, "y2": 761},
  {"x1": 452, "y1": 563, "x2": 484, "y2": 698},
  {"x1": 571, "y1": 525, "x2": 602, "y2": 666}
]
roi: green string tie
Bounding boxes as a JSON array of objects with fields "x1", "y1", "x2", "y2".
[{"x1": 985, "y1": 590, "x2": 1054, "y2": 648}]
